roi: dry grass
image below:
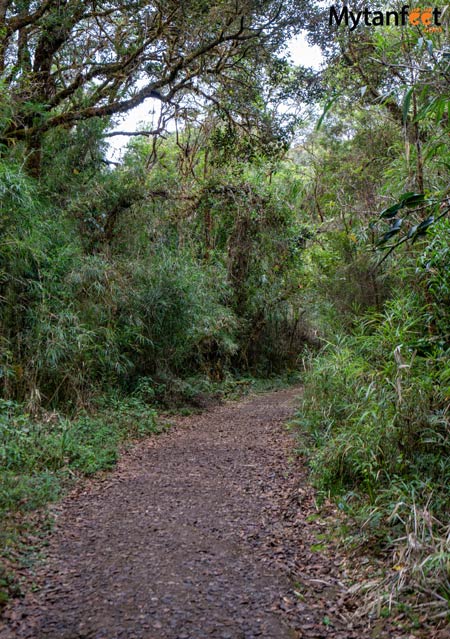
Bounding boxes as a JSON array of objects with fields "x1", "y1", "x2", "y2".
[{"x1": 347, "y1": 503, "x2": 449, "y2": 625}]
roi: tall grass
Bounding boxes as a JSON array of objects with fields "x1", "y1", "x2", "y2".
[{"x1": 295, "y1": 287, "x2": 450, "y2": 619}]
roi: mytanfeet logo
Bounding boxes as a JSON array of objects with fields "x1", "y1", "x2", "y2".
[{"x1": 329, "y1": 5, "x2": 443, "y2": 31}]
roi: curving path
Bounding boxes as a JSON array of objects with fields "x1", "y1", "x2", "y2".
[{"x1": 1, "y1": 388, "x2": 383, "y2": 639}]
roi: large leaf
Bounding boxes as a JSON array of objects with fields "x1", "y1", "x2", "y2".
[
  {"x1": 398, "y1": 191, "x2": 421, "y2": 202},
  {"x1": 380, "y1": 203, "x2": 403, "y2": 219},
  {"x1": 379, "y1": 193, "x2": 425, "y2": 219},
  {"x1": 402, "y1": 193, "x2": 427, "y2": 207},
  {"x1": 377, "y1": 220, "x2": 403, "y2": 246},
  {"x1": 411, "y1": 216, "x2": 435, "y2": 242},
  {"x1": 407, "y1": 224, "x2": 418, "y2": 239}
]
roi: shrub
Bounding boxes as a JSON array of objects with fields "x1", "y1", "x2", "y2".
[{"x1": 294, "y1": 285, "x2": 450, "y2": 616}]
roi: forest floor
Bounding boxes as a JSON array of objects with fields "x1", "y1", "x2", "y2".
[{"x1": 0, "y1": 387, "x2": 434, "y2": 639}]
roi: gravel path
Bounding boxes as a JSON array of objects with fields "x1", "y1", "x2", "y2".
[{"x1": 0, "y1": 388, "x2": 384, "y2": 639}]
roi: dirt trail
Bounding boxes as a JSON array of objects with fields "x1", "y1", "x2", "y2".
[{"x1": 1, "y1": 388, "x2": 379, "y2": 639}]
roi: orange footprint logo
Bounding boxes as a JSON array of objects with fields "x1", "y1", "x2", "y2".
[{"x1": 409, "y1": 7, "x2": 433, "y2": 26}]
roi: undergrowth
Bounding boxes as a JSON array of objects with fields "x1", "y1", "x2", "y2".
[
  {"x1": 0, "y1": 396, "x2": 160, "y2": 515},
  {"x1": 294, "y1": 287, "x2": 450, "y2": 623}
]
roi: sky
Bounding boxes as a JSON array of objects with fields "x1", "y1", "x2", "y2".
[
  {"x1": 287, "y1": 32, "x2": 323, "y2": 69},
  {"x1": 107, "y1": 33, "x2": 323, "y2": 161}
]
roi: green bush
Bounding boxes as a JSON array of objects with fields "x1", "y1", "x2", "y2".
[
  {"x1": 294, "y1": 279, "x2": 450, "y2": 613},
  {"x1": 0, "y1": 397, "x2": 158, "y2": 515},
  {"x1": 297, "y1": 290, "x2": 449, "y2": 507}
]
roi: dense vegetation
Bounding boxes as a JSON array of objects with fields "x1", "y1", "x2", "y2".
[
  {"x1": 0, "y1": 0, "x2": 449, "y2": 626},
  {"x1": 291, "y1": 11, "x2": 450, "y2": 623}
]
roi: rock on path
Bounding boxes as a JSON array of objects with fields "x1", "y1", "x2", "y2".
[{"x1": 0, "y1": 388, "x2": 378, "y2": 639}]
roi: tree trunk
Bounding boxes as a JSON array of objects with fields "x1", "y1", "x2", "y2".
[{"x1": 25, "y1": 132, "x2": 43, "y2": 178}]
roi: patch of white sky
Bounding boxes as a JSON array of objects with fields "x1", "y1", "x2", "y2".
[{"x1": 107, "y1": 32, "x2": 323, "y2": 162}]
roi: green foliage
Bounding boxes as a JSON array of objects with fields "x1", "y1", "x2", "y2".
[
  {"x1": 1, "y1": 0, "x2": 299, "y2": 178},
  {"x1": 125, "y1": 251, "x2": 237, "y2": 375},
  {"x1": 290, "y1": 24, "x2": 450, "y2": 620},
  {"x1": 0, "y1": 397, "x2": 158, "y2": 515},
  {"x1": 0, "y1": 117, "x2": 309, "y2": 599},
  {"x1": 1, "y1": 4, "x2": 448, "y2": 620},
  {"x1": 120, "y1": 129, "x2": 310, "y2": 373},
  {"x1": 375, "y1": 193, "x2": 449, "y2": 263},
  {"x1": 295, "y1": 275, "x2": 449, "y2": 607}
]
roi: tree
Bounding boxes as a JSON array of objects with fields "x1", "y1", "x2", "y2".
[{"x1": 0, "y1": 0, "x2": 304, "y2": 175}]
